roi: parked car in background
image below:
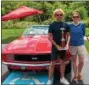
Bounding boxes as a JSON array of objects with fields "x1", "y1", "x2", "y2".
[{"x1": 2, "y1": 25, "x2": 71, "y2": 72}]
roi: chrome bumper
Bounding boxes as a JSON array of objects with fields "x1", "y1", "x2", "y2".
[{"x1": 3, "y1": 61, "x2": 69, "y2": 67}]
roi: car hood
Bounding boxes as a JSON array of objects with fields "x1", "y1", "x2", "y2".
[{"x1": 3, "y1": 35, "x2": 51, "y2": 54}]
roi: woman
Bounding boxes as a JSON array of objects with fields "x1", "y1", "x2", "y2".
[
  {"x1": 47, "y1": 9, "x2": 70, "y2": 85},
  {"x1": 69, "y1": 11, "x2": 87, "y2": 82}
]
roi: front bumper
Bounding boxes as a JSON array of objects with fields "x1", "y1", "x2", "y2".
[
  {"x1": 3, "y1": 61, "x2": 70, "y2": 70},
  {"x1": 3, "y1": 61, "x2": 70, "y2": 67},
  {"x1": 3, "y1": 62, "x2": 60, "y2": 67}
]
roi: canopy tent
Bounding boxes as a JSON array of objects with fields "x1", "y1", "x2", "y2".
[{"x1": 1, "y1": 6, "x2": 43, "y2": 21}]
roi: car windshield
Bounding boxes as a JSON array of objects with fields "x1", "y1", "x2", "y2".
[{"x1": 23, "y1": 25, "x2": 49, "y2": 36}]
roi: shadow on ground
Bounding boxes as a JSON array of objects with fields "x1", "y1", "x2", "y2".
[{"x1": 70, "y1": 80, "x2": 84, "y2": 85}]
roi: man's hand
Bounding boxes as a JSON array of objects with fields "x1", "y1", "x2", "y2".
[{"x1": 56, "y1": 45, "x2": 62, "y2": 51}]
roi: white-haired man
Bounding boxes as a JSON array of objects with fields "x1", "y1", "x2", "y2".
[{"x1": 47, "y1": 9, "x2": 70, "y2": 85}]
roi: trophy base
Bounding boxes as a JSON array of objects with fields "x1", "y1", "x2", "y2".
[{"x1": 60, "y1": 47, "x2": 67, "y2": 50}]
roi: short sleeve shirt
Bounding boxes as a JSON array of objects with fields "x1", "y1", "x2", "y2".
[
  {"x1": 48, "y1": 21, "x2": 70, "y2": 46},
  {"x1": 69, "y1": 23, "x2": 85, "y2": 46}
]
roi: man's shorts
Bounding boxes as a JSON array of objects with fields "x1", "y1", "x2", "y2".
[
  {"x1": 69, "y1": 45, "x2": 87, "y2": 57},
  {"x1": 51, "y1": 46, "x2": 66, "y2": 61}
]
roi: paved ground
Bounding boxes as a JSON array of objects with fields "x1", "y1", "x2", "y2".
[
  {"x1": 2, "y1": 44, "x2": 8, "y2": 76},
  {"x1": 2, "y1": 44, "x2": 89, "y2": 84},
  {"x1": 71, "y1": 50, "x2": 89, "y2": 84},
  {"x1": 81, "y1": 55, "x2": 89, "y2": 84}
]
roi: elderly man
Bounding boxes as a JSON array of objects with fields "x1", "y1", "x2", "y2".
[{"x1": 47, "y1": 9, "x2": 70, "y2": 85}]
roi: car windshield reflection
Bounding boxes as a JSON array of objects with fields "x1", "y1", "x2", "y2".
[{"x1": 23, "y1": 25, "x2": 49, "y2": 36}]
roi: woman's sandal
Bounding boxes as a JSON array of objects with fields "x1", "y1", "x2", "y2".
[
  {"x1": 78, "y1": 74, "x2": 83, "y2": 80},
  {"x1": 73, "y1": 76, "x2": 78, "y2": 83}
]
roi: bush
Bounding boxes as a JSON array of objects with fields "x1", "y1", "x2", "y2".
[
  {"x1": 75, "y1": 7, "x2": 88, "y2": 20},
  {"x1": 42, "y1": 18, "x2": 54, "y2": 25},
  {"x1": 2, "y1": 21, "x2": 38, "y2": 29},
  {"x1": 83, "y1": 18, "x2": 89, "y2": 27},
  {"x1": 2, "y1": 21, "x2": 14, "y2": 29}
]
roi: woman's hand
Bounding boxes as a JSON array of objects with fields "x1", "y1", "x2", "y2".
[{"x1": 87, "y1": 36, "x2": 89, "y2": 41}]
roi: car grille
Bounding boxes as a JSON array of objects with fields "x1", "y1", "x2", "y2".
[{"x1": 14, "y1": 54, "x2": 51, "y2": 62}]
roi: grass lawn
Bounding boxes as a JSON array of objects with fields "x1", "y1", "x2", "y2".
[
  {"x1": 86, "y1": 27, "x2": 89, "y2": 36},
  {"x1": 1, "y1": 28, "x2": 89, "y2": 53},
  {"x1": 85, "y1": 41, "x2": 89, "y2": 53},
  {"x1": 85, "y1": 28, "x2": 89, "y2": 53},
  {"x1": 2, "y1": 28, "x2": 24, "y2": 44}
]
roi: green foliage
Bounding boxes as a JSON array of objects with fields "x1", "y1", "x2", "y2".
[
  {"x1": 69, "y1": 2, "x2": 85, "y2": 9},
  {"x1": 85, "y1": 41, "x2": 89, "y2": 53},
  {"x1": 83, "y1": 18, "x2": 89, "y2": 27},
  {"x1": 42, "y1": 18, "x2": 54, "y2": 25},
  {"x1": 2, "y1": 21, "x2": 38, "y2": 29},
  {"x1": 2, "y1": 21, "x2": 14, "y2": 29},
  {"x1": 84, "y1": 2, "x2": 89, "y2": 16},
  {"x1": 75, "y1": 7, "x2": 88, "y2": 20},
  {"x1": 86, "y1": 27, "x2": 89, "y2": 36},
  {"x1": 64, "y1": 2, "x2": 88, "y2": 21},
  {"x1": 1, "y1": 1, "x2": 89, "y2": 27}
]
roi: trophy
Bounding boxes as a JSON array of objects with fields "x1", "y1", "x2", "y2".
[{"x1": 60, "y1": 28, "x2": 66, "y2": 50}]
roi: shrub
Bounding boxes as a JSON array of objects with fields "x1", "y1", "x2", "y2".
[
  {"x1": 2, "y1": 21, "x2": 38, "y2": 29},
  {"x1": 83, "y1": 18, "x2": 89, "y2": 27},
  {"x1": 75, "y1": 7, "x2": 88, "y2": 20},
  {"x1": 2, "y1": 21, "x2": 14, "y2": 29},
  {"x1": 42, "y1": 18, "x2": 54, "y2": 25}
]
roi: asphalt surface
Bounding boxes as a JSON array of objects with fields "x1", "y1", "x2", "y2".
[
  {"x1": 2, "y1": 44, "x2": 8, "y2": 76},
  {"x1": 2, "y1": 44, "x2": 89, "y2": 84},
  {"x1": 71, "y1": 52, "x2": 89, "y2": 84}
]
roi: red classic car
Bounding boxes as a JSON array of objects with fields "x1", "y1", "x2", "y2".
[{"x1": 2, "y1": 25, "x2": 71, "y2": 71}]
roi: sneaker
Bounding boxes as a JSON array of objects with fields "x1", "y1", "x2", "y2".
[
  {"x1": 46, "y1": 80, "x2": 52, "y2": 85},
  {"x1": 60, "y1": 77, "x2": 70, "y2": 85}
]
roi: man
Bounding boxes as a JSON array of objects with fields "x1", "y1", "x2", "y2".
[{"x1": 47, "y1": 9, "x2": 70, "y2": 85}]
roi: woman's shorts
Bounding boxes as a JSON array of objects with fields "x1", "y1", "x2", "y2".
[{"x1": 69, "y1": 45, "x2": 87, "y2": 57}]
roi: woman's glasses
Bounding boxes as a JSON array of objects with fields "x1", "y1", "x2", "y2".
[{"x1": 73, "y1": 16, "x2": 80, "y2": 18}]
